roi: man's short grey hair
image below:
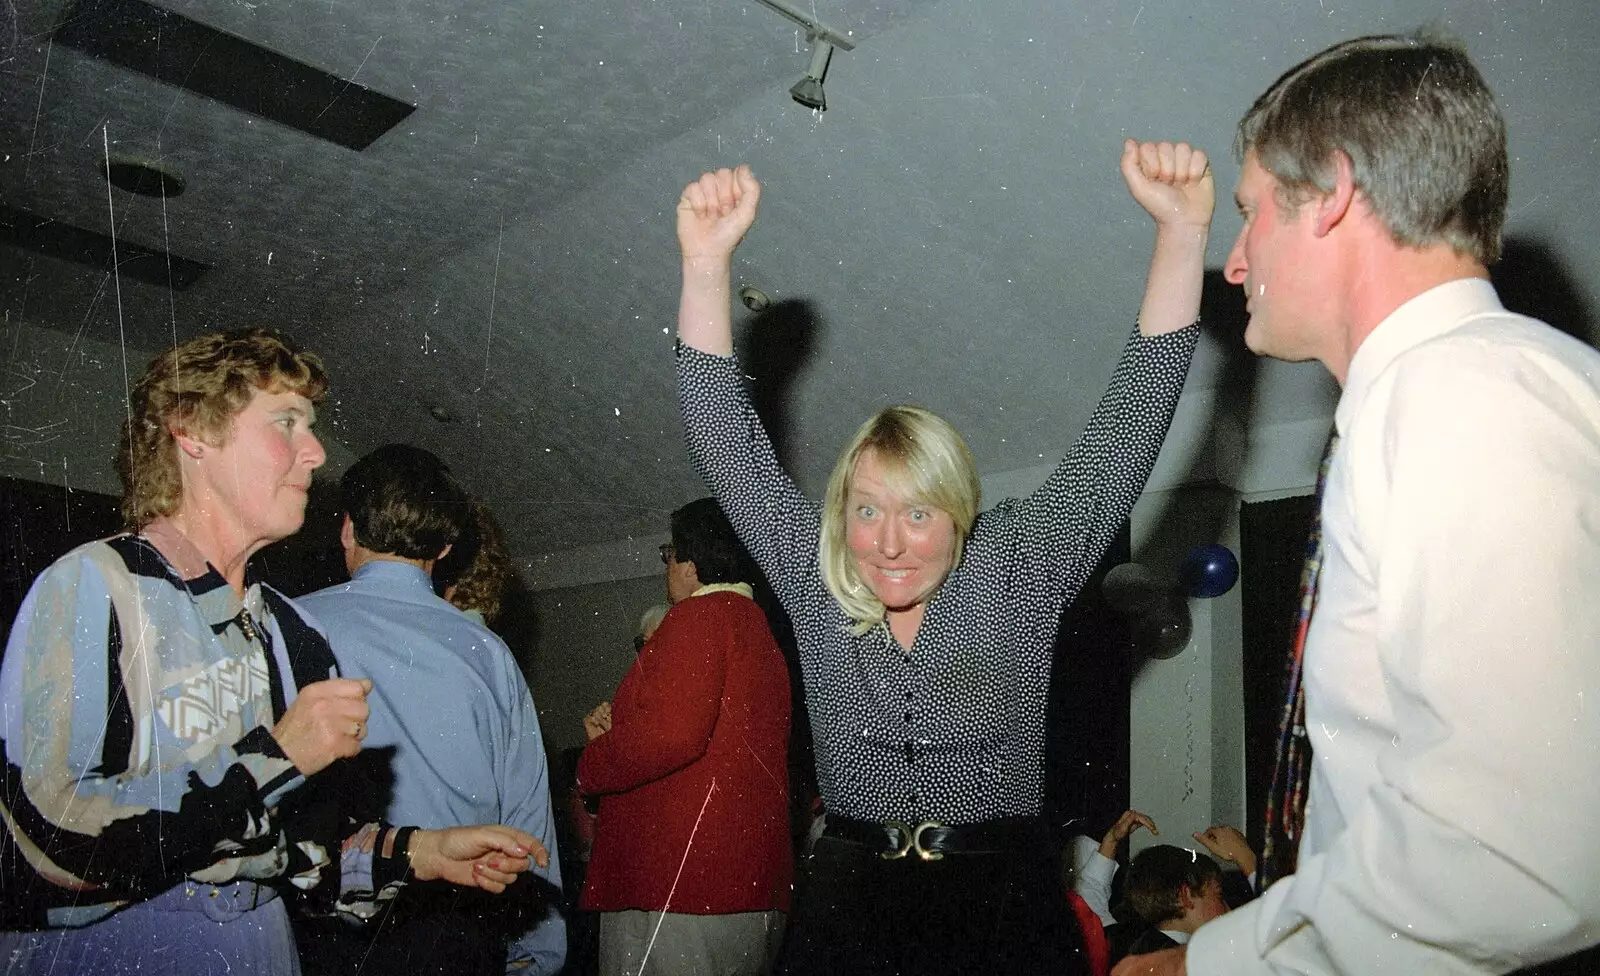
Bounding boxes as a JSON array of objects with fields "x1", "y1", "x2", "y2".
[{"x1": 1236, "y1": 32, "x2": 1508, "y2": 264}]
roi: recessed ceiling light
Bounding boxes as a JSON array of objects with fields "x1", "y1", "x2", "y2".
[
  {"x1": 739, "y1": 285, "x2": 771, "y2": 311},
  {"x1": 103, "y1": 155, "x2": 185, "y2": 198}
]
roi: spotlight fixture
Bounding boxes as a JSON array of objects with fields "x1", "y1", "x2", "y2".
[
  {"x1": 751, "y1": 0, "x2": 855, "y2": 112},
  {"x1": 789, "y1": 41, "x2": 833, "y2": 110}
]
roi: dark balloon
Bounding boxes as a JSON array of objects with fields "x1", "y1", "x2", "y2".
[
  {"x1": 1102, "y1": 562, "x2": 1166, "y2": 614},
  {"x1": 1180, "y1": 543, "x2": 1239, "y2": 599},
  {"x1": 1133, "y1": 602, "x2": 1193, "y2": 659},
  {"x1": 1103, "y1": 562, "x2": 1193, "y2": 659}
]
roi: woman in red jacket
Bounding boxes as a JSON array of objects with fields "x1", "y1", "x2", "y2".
[{"x1": 578, "y1": 498, "x2": 793, "y2": 976}]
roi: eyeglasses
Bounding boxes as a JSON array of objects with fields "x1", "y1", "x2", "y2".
[{"x1": 659, "y1": 543, "x2": 675, "y2": 565}]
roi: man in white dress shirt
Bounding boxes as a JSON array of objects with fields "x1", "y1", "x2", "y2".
[{"x1": 1117, "y1": 32, "x2": 1600, "y2": 976}]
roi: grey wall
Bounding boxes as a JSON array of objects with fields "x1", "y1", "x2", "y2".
[
  {"x1": 520, "y1": 572, "x2": 669, "y2": 757},
  {"x1": 1127, "y1": 482, "x2": 1249, "y2": 850}
]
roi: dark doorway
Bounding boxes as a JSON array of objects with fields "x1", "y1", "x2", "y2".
[
  {"x1": 1046, "y1": 526, "x2": 1134, "y2": 842},
  {"x1": 1238, "y1": 493, "x2": 1316, "y2": 859}
]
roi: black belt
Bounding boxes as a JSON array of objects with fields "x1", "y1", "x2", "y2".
[{"x1": 823, "y1": 815, "x2": 1044, "y2": 861}]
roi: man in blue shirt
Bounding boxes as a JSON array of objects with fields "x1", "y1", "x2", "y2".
[{"x1": 296, "y1": 444, "x2": 565, "y2": 975}]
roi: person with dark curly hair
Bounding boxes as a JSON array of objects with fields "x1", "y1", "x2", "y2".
[{"x1": 436, "y1": 496, "x2": 516, "y2": 627}]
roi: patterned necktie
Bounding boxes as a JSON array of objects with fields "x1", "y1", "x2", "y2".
[{"x1": 1261, "y1": 430, "x2": 1340, "y2": 888}]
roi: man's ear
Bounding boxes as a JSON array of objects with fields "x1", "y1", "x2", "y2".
[
  {"x1": 1177, "y1": 883, "x2": 1196, "y2": 913},
  {"x1": 339, "y1": 515, "x2": 356, "y2": 552},
  {"x1": 1313, "y1": 149, "x2": 1357, "y2": 238},
  {"x1": 680, "y1": 558, "x2": 702, "y2": 590}
]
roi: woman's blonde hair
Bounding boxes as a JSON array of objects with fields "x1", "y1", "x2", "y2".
[
  {"x1": 819, "y1": 405, "x2": 980, "y2": 635},
  {"x1": 115, "y1": 328, "x2": 327, "y2": 530}
]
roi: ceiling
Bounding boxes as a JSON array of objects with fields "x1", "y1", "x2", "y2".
[{"x1": 2, "y1": 0, "x2": 1597, "y2": 577}]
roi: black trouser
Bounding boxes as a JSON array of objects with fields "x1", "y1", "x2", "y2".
[
  {"x1": 776, "y1": 830, "x2": 1090, "y2": 976},
  {"x1": 295, "y1": 884, "x2": 509, "y2": 976}
]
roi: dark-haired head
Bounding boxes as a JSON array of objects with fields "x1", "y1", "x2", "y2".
[
  {"x1": 341, "y1": 444, "x2": 467, "y2": 560},
  {"x1": 1126, "y1": 844, "x2": 1226, "y2": 928},
  {"x1": 669, "y1": 497, "x2": 755, "y2": 586}
]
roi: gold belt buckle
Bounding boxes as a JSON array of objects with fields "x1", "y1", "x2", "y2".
[{"x1": 879, "y1": 819, "x2": 945, "y2": 861}]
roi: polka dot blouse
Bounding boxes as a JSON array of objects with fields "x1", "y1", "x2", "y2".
[{"x1": 677, "y1": 324, "x2": 1198, "y2": 825}]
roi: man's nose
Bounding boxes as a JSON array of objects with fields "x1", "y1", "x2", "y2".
[{"x1": 1223, "y1": 227, "x2": 1248, "y2": 285}]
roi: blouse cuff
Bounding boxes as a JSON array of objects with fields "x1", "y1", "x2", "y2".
[
  {"x1": 675, "y1": 337, "x2": 740, "y2": 365},
  {"x1": 235, "y1": 727, "x2": 303, "y2": 808}
]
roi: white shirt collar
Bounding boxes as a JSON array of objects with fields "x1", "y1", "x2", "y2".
[
  {"x1": 690, "y1": 581, "x2": 754, "y2": 600},
  {"x1": 1336, "y1": 277, "x2": 1503, "y2": 438}
]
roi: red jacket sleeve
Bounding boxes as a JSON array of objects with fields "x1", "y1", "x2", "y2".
[
  {"x1": 577, "y1": 599, "x2": 728, "y2": 795},
  {"x1": 1067, "y1": 890, "x2": 1110, "y2": 976}
]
